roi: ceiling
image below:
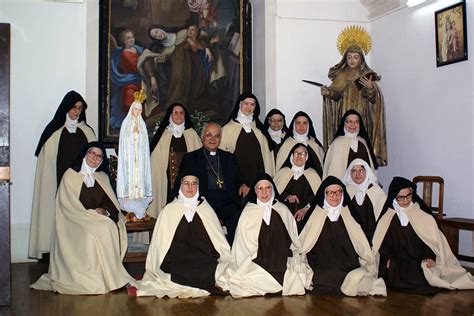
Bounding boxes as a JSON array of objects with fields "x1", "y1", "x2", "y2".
[{"x1": 360, "y1": 0, "x2": 406, "y2": 20}]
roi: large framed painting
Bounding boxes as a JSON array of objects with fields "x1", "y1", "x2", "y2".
[
  {"x1": 435, "y1": 1, "x2": 468, "y2": 67},
  {"x1": 99, "y1": 0, "x2": 252, "y2": 145}
]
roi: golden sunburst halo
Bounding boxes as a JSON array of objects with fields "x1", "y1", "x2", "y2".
[{"x1": 337, "y1": 25, "x2": 372, "y2": 56}]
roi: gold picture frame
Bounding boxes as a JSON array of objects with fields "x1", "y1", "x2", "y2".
[
  {"x1": 435, "y1": 1, "x2": 468, "y2": 67},
  {"x1": 99, "y1": 0, "x2": 252, "y2": 144}
]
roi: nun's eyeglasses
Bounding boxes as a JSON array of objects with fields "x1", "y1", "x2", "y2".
[
  {"x1": 256, "y1": 185, "x2": 272, "y2": 192},
  {"x1": 345, "y1": 119, "x2": 360, "y2": 125},
  {"x1": 293, "y1": 151, "x2": 308, "y2": 158},
  {"x1": 269, "y1": 118, "x2": 283, "y2": 123},
  {"x1": 351, "y1": 168, "x2": 366, "y2": 174},
  {"x1": 182, "y1": 181, "x2": 199, "y2": 187},
  {"x1": 325, "y1": 190, "x2": 343, "y2": 197},
  {"x1": 396, "y1": 193, "x2": 412, "y2": 202},
  {"x1": 87, "y1": 151, "x2": 103, "y2": 161},
  {"x1": 172, "y1": 110, "x2": 185, "y2": 116}
]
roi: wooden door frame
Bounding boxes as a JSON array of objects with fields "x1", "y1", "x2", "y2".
[{"x1": 0, "y1": 22, "x2": 11, "y2": 307}]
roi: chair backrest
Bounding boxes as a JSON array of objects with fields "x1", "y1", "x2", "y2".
[{"x1": 412, "y1": 176, "x2": 444, "y2": 221}]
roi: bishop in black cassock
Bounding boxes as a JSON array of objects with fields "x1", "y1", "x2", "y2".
[{"x1": 179, "y1": 122, "x2": 242, "y2": 244}]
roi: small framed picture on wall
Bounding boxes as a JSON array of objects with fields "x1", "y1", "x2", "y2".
[{"x1": 435, "y1": 1, "x2": 468, "y2": 67}]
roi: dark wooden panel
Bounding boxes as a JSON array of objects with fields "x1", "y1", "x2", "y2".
[
  {"x1": 0, "y1": 22, "x2": 11, "y2": 307},
  {"x1": 457, "y1": 255, "x2": 474, "y2": 263},
  {"x1": 0, "y1": 22, "x2": 9, "y2": 153},
  {"x1": 442, "y1": 225, "x2": 459, "y2": 255},
  {"x1": 0, "y1": 148, "x2": 9, "y2": 166},
  {"x1": 123, "y1": 251, "x2": 149, "y2": 263},
  {"x1": 442, "y1": 217, "x2": 474, "y2": 262},
  {"x1": 0, "y1": 184, "x2": 10, "y2": 306},
  {"x1": 125, "y1": 218, "x2": 156, "y2": 232},
  {"x1": 443, "y1": 217, "x2": 474, "y2": 230}
]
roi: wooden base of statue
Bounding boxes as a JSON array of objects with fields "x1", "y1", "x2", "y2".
[{"x1": 123, "y1": 213, "x2": 156, "y2": 263}]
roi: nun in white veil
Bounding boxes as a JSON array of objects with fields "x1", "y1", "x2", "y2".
[
  {"x1": 116, "y1": 91, "x2": 153, "y2": 219},
  {"x1": 342, "y1": 158, "x2": 385, "y2": 241}
]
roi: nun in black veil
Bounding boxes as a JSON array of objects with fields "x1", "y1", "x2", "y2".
[
  {"x1": 29, "y1": 91, "x2": 96, "y2": 260},
  {"x1": 227, "y1": 173, "x2": 309, "y2": 297},
  {"x1": 273, "y1": 144, "x2": 321, "y2": 233},
  {"x1": 372, "y1": 177, "x2": 474, "y2": 294},
  {"x1": 275, "y1": 111, "x2": 325, "y2": 175},
  {"x1": 135, "y1": 171, "x2": 231, "y2": 298},
  {"x1": 323, "y1": 109, "x2": 377, "y2": 179},
  {"x1": 263, "y1": 108, "x2": 288, "y2": 157},
  {"x1": 299, "y1": 176, "x2": 386, "y2": 296},
  {"x1": 31, "y1": 141, "x2": 132, "y2": 294},
  {"x1": 219, "y1": 93, "x2": 275, "y2": 198},
  {"x1": 147, "y1": 103, "x2": 201, "y2": 219}
]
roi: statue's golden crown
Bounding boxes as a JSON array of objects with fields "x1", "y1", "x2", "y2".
[
  {"x1": 133, "y1": 87, "x2": 147, "y2": 104},
  {"x1": 337, "y1": 25, "x2": 372, "y2": 56}
]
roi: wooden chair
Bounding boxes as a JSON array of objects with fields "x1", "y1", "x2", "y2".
[
  {"x1": 412, "y1": 176, "x2": 444, "y2": 222},
  {"x1": 412, "y1": 176, "x2": 474, "y2": 262}
]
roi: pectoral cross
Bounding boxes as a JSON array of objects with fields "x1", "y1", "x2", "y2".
[{"x1": 216, "y1": 178, "x2": 224, "y2": 189}]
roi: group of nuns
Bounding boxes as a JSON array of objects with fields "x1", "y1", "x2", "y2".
[{"x1": 30, "y1": 91, "x2": 474, "y2": 297}]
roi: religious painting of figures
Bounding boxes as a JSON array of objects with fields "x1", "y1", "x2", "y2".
[
  {"x1": 435, "y1": 1, "x2": 468, "y2": 67},
  {"x1": 99, "y1": 0, "x2": 252, "y2": 144}
]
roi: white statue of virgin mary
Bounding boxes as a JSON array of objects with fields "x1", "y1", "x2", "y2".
[{"x1": 116, "y1": 89, "x2": 153, "y2": 219}]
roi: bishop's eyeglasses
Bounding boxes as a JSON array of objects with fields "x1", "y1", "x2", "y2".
[{"x1": 203, "y1": 132, "x2": 221, "y2": 139}]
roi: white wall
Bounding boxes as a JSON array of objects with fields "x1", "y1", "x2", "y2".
[
  {"x1": 251, "y1": 0, "x2": 271, "y2": 111},
  {"x1": 371, "y1": 0, "x2": 474, "y2": 256},
  {"x1": 270, "y1": 0, "x2": 370, "y2": 137},
  {"x1": 0, "y1": 0, "x2": 99, "y2": 262}
]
